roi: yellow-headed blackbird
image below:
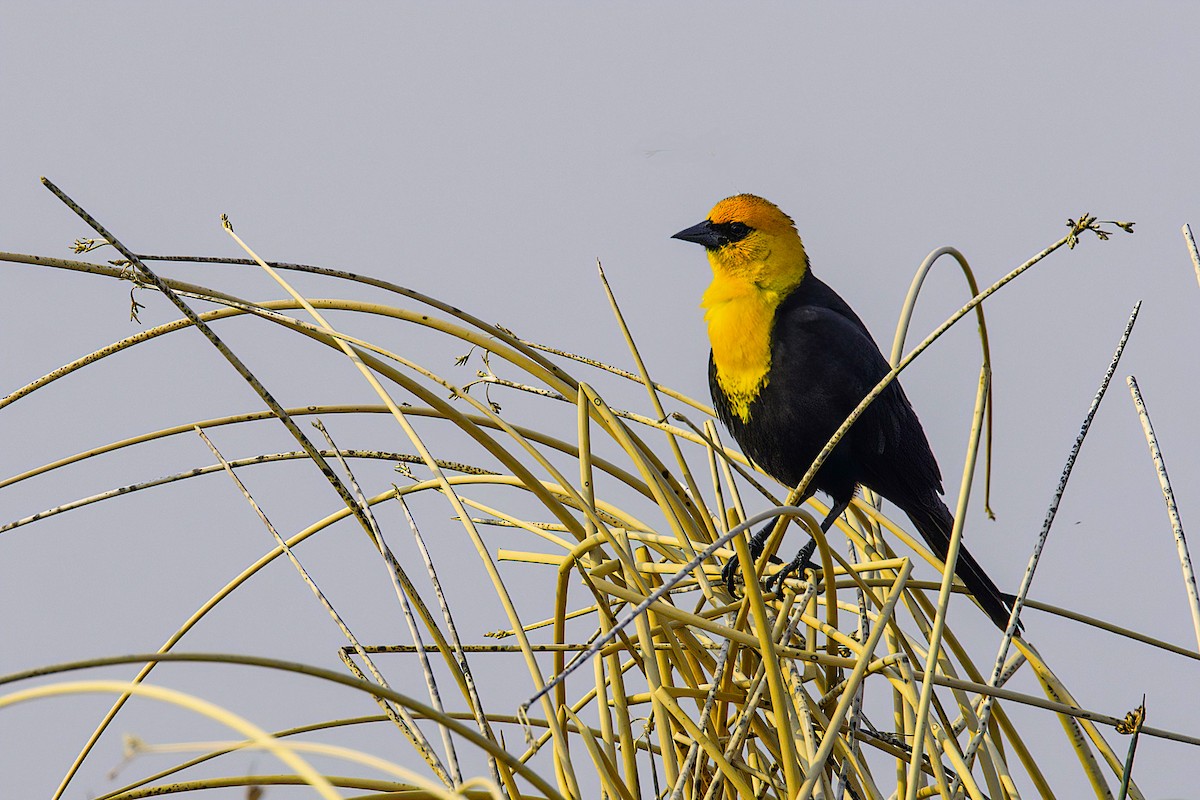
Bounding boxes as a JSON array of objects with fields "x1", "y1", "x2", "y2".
[{"x1": 673, "y1": 194, "x2": 1014, "y2": 630}]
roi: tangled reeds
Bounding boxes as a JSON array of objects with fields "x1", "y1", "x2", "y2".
[{"x1": 1, "y1": 182, "x2": 1192, "y2": 799}]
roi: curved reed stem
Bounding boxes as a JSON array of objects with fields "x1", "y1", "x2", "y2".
[{"x1": 0, "y1": 205, "x2": 1172, "y2": 799}]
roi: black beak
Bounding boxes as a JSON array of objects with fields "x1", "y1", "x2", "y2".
[{"x1": 672, "y1": 220, "x2": 725, "y2": 250}]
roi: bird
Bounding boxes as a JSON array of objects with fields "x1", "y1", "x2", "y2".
[{"x1": 672, "y1": 193, "x2": 1016, "y2": 631}]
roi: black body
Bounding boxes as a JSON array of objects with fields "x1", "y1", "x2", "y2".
[{"x1": 711, "y1": 273, "x2": 1015, "y2": 630}]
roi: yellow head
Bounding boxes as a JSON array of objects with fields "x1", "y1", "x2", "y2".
[
  {"x1": 673, "y1": 194, "x2": 811, "y2": 420},
  {"x1": 672, "y1": 194, "x2": 809, "y2": 291}
]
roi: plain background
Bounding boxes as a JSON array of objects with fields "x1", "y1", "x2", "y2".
[{"x1": 3, "y1": 4, "x2": 1199, "y2": 797}]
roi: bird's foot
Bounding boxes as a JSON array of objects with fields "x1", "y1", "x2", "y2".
[
  {"x1": 720, "y1": 520, "x2": 781, "y2": 593},
  {"x1": 764, "y1": 538, "x2": 818, "y2": 596}
]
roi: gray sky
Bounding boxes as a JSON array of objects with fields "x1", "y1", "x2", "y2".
[{"x1": 3, "y1": 4, "x2": 1200, "y2": 797}]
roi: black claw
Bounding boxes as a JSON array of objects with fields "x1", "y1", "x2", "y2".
[
  {"x1": 764, "y1": 538, "x2": 818, "y2": 595},
  {"x1": 720, "y1": 561, "x2": 736, "y2": 594},
  {"x1": 720, "y1": 558, "x2": 739, "y2": 594},
  {"x1": 720, "y1": 519, "x2": 779, "y2": 594},
  {"x1": 720, "y1": 535, "x2": 761, "y2": 593}
]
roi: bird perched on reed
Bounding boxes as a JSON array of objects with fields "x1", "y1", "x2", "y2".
[{"x1": 673, "y1": 194, "x2": 1015, "y2": 630}]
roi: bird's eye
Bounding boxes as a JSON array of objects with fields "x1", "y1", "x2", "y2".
[{"x1": 706, "y1": 221, "x2": 752, "y2": 247}]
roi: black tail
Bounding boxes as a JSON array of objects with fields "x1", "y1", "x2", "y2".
[{"x1": 898, "y1": 497, "x2": 1018, "y2": 632}]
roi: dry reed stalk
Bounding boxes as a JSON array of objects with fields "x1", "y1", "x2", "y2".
[{"x1": 3, "y1": 190, "x2": 1186, "y2": 800}]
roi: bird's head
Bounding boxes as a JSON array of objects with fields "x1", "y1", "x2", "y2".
[{"x1": 672, "y1": 194, "x2": 809, "y2": 290}]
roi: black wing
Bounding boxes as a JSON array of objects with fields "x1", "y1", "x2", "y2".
[{"x1": 765, "y1": 286, "x2": 944, "y2": 506}]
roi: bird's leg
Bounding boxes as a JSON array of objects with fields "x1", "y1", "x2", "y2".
[
  {"x1": 720, "y1": 518, "x2": 784, "y2": 593},
  {"x1": 763, "y1": 499, "x2": 849, "y2": 595}
]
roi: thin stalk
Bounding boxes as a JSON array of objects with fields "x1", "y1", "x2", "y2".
[
  {"x1": 654, "y1": 685, "x2": 756, "y2": 798},
  {"x1": 1022, "y1": 637, "x2": 1147, "y2": 798},
  {"x1": 635, "y1": 546, "x2": 683, "y2": 787},
  {"x1": 1116, "y1": 698, "x2": 1146, "y2": 800},
  {"x1": 889, "y1": 246, "x2": 996, "y2": 519},
  {"x1": 515, "y1": 336, "x2": 714, "y2": 416},
  {"x1": 590, "y1": 654, "x2": 619, "y2": 797},
  {"x1": 196, "y1": 428, "x2": 450, "y2": 783},
  {"x1": 833, "y1": 538, "x2": 869, "y2": 800},
  {"x1": 313, "y1": 421, "x2": 463, "y2": 786},
  {"x1": 959, "y1": 302, "x2": 1140, "y2": 786},
  {"x1": 1127, "y1": 376, "x2": 1200, "y2": 651},
  {"x1": 1, "y1": 449, "x2": 486, "y2": 534},
  {"x1": 40, "y1": 178, "x2": 429, "y2": 800},
  {"x1": 0, "y1": 651, "x2": 567, "y2": 799},
  {"x1": 400, "y1": 493, "x2": 510, "y2": 793},
  {"x1": 597, "y1": 260, "x2": 720, "y2": 557},
  {"x1": 905, "y1": 366, "x2": 989, "y2": 800},
  {"x1": 104, "y1": 776, "x2": 407, "y2": 798},
  {"x1": 123, "y1": 738, "x2": 491, "y2": 797},
  {"x1": 0, "y1": 681, "x2": 340, "y2": 800},
  {"x1": 563, "y1": 706, "x2": 635, "y2": 800},
  {"x1": 1183, "y1": 224, "x2": 1200, "y2": 290},
  {"x1": 40, "y1": 179, "x2": 389, "y2": 574},
  {"x1": 100, "y1": 714, "x2": 400, "y2": 799},
  {"x1": 49, "y1": 473, "x2": 579, "y2": 800},
  {"x1": 226, "y1": 227, "x2": 605, "y2": 798},
  {"x1": 797, "y1": 560, "x2": 913, "y2": 800},
  {"x1": 1017, "y1": 640, "x2": 1113, "y2": 797},
  {"x1": 732, "y1": 521, "x2": 803, "y2": 795},
  {"x1": 667, "y1": 639, "x2": 733, "y2": 800}
]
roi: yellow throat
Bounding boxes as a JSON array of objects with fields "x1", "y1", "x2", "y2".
[{"x1": 694, "y1": 195, "x2": 809, "y2": 422}]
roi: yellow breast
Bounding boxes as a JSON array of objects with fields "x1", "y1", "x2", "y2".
[{"x1": 701, "y1": 276, "x2": 783, "y2": 422}]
